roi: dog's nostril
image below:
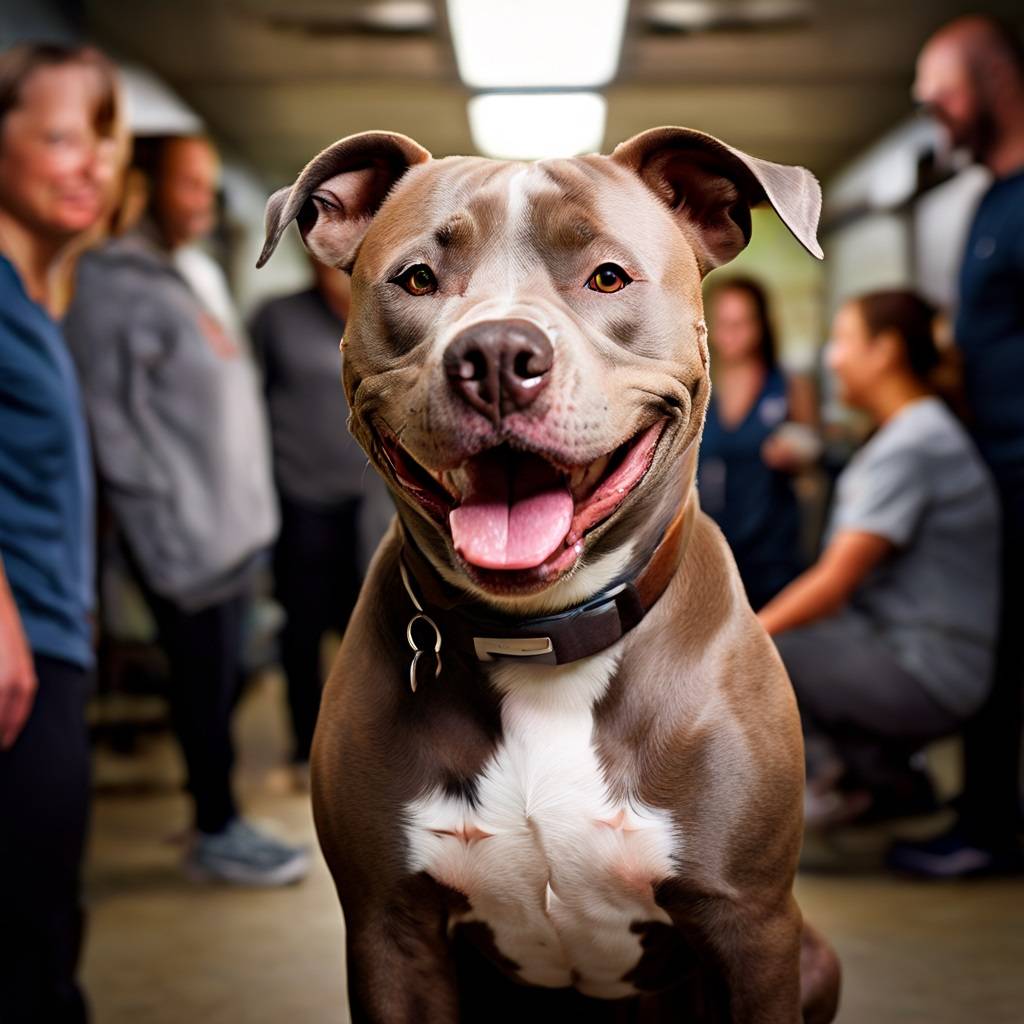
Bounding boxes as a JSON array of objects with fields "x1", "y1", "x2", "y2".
[
  {"x1": 513, "y1": 350, "x2": 536, "y2": 381},
  {"x1": 465, "y1": 350, "x2": 488, "y2": 382}
]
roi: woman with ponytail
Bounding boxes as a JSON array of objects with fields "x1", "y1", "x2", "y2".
[{"x1": 759, "y1": 290, "x2": 1001, "y2": 829}]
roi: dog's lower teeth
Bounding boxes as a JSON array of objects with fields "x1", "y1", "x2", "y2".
[
  {"x1": 570, "y1": 455, "x2": 610, "y2": 499},
  {"x1": 582, "y1": 455, "x2": 609, "y2": 492}
]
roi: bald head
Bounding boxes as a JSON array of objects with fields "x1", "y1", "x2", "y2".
[
  {"x1": 926, "y1": 16, "x2": 1024, "y2": 75},
  {"x1": 915, "y1": 16, "x2": 1024, "y2": 165}
]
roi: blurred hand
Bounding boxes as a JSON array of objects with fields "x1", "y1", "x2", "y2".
[
  {"x1": 761, "y1": 422, "x2": 823, "y2": 474},
  {"x1": 761, "y1": 434, "x2": 808, "y2": 473},
  {"x1": 0, "y1": 578, "x2": 36, "y2": 750}
]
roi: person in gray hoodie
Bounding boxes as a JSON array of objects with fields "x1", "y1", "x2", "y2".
[{"x1": 65, "y1": 134, "x2": 308, "y2": 886}]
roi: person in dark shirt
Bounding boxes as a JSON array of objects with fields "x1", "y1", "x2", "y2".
[
  {"x1": 0, "y1": 43, "x2": 122, "y2": 1022},
  {"x1": 889, "y1": 15, "x2": 1024, "y2": 877},
  {"x1": 251, "y1": 257, "x2": 379, "y2": 788},
  {"x1": 697, "y1": 277, "x2": 818, "y2": 609}
]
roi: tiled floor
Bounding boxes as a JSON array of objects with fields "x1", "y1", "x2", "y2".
[{"x1": 81, "y1": 674, "x2": 1024, "y2": 1023}]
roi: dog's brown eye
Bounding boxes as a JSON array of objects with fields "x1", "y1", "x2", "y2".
[
  {"x1": 586, "y1": 264, "x2": 631, "y2": 294},
  {"x1": 396, "y1": 264, "x2": 438, "y2": 296}
]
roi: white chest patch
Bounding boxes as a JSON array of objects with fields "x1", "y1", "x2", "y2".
[{"x1": 403, "y1": 650, "x2": 680, "y2": 999}]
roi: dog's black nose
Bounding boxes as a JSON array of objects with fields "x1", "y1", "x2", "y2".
[{"x1": 444, "y1": 319, "x2": 553, "y2": 425}]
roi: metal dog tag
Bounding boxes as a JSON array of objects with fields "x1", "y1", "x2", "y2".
[
  {"x1": 406, "y1": 613, "x2": 442, "y2": 693},
  {"x1": 399, "y1": 560, "x2": 442, "y2": 692}
]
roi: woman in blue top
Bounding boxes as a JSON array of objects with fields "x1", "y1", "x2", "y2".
[
  {"x1": 697, "y1": 277, "x2": 817, "y2": 610},
  {"x1": 0, "y1": 43, "x2": 122, "y2": 1022}
]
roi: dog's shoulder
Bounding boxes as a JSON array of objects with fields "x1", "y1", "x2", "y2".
[
  {"x1": 607, "y1": 508, "x2": 803, "y2": 819},
  {"x1": 626, "y1": 509, "x2": 778, "y2": 674}
]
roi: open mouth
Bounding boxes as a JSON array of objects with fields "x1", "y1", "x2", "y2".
[{"x1": 379, "y1": 420, "x2": 667, "y2": 584}]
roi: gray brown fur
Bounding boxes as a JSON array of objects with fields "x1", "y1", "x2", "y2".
[{"x1": 259, "y1": 127, "x2": 840, "y2": 1023}]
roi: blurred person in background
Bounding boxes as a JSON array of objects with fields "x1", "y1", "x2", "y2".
[
  {"x1": 888, "y1": 14, "x2": 1024, "y2": 877},
  {"x1": 64, "y1": 134, "x2": 309, "y2": 886},
  {"x1": 250, "y1": 256, "x2": 368, "y2": 791},
  {"x1": 761, "y1": 291, "x2": 1000, "y2": 830},
  {"x1": 697, "y1": 277, "x2": 819, "y2": 609},
  {"x1": 0, "y1": 42, "x2": 123, "y2": 1022}
]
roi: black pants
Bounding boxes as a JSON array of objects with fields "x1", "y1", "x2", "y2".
[
  {"x1": 273, "y1": 496, "x2": 363, "y2": 763},
  {"x1": 774, "y1": 612, "x2": 961, "y2": 792},
  {"x1": 960, "y1": 488, "x2": 1024, "y2": 849},
  {"x1": 146, "y1": 591, "x2": 246, "y2": 835},
  {"x1": 0, "y1": 655, "x2": 92, "y2": 1024}
]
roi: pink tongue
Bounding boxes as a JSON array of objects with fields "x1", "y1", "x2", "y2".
[{"x1": 450, "y1": 454, "x2": 573, "y2": 570}]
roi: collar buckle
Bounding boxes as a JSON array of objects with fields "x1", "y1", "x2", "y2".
[{"x1": 472, "y1": 636, "x2": 555, "y2": 663}]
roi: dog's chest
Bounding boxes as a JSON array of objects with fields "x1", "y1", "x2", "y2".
[{"x1": 403, "y1": 653, "x2": 679, "y2": 1000}]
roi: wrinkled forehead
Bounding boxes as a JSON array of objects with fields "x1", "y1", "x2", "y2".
[{"x1": 356, "y1": 154, "x2": 694, "y2": 281}]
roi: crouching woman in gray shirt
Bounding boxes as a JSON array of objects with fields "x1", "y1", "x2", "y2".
[{"x1": 760, "y1": 290, "x2": 1000, "y2": 829}]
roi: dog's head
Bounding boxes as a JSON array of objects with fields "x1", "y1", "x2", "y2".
[{"x1": 258, "y1": 127, "x2": 821, "y2": 611}]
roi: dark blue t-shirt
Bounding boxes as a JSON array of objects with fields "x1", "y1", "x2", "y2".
[
  {"x1": 955, "y1": 168, "x2": 1024, "y2": 492},
  {"x1": 0, "y1": 254, "x2": 94, "y2": 668},
  {"x1": 698, "y1": 367, "x2": 802, "y2": 608}
]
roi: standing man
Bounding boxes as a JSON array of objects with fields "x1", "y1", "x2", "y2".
[
  {"x1": 251, "y1": 256, "x2": 379, "y2": 789},
  {"x1": 890, "y1": 15, "x2": 1024, "y2": 877},
  {"x1": 65, "y1": 135, "x2": 309, "y2": 885}
]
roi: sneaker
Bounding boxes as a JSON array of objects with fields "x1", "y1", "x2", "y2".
[
  {"x1": 805, "y1": 760, "x2": 940, "y2": 831},
  {"x1": 184, "y1": 818, "x2": 311, "y2": 886},
  {"x1": 804, "y1": 786, "x2": 873, "y2": 830},
  {"x1": 886, "y1": 828, "x2": 1024, "y2": 879}
]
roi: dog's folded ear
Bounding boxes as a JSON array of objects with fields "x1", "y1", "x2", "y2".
[
  {"x1": 256, "y1": 131, "x2": 432, "y2": 270},
  {"x1": 612, "y1": 126, "x2": 822, "y2": 274}
]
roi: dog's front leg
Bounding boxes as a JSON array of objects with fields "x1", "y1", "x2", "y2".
[
  {"x1": 661, "y1": 887, "x2": 803, "y2": 1024},
  {"x1": 344, "y1": 881, "x2": 460, "y2": 1024},
  {"x1": 704, "y1": 894, "x2": 803, "y2": 1024}
]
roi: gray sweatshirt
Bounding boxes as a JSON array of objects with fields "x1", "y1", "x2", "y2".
[{"x1": 65, "y1": 228, "x2": 278, "y2": 610}]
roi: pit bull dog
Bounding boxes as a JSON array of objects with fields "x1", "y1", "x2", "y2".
[{"x1": 257, "y1": 126, "x2": 841, "y2": 1023}]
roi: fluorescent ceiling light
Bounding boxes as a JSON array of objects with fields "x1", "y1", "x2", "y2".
[
  {"x1": 468, "y1": 93, "x2": 607, "y2": 160},
  {"x1": 360, "y1": 1, "x2": 435, "y2": 32},
  {"x1": 448, "y1": 0, "x2": 628, "y2": 89},
  {"x1": 262, "y1": 1, "x2": 435, "y2": 35},
  {"x1": 645, "y1": 0, "x2": 810, "y2": 32}
]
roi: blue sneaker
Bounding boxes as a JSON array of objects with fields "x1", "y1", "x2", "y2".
[
  {"x1": 184, "y1": 818, "x2": 311, "y2": 886},
  {"x1": 886, "y1": 828, "x2": 1023, "y2": 879}
]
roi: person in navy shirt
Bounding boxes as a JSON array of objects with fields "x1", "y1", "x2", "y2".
[
  {"x1": 698, "y1": 277, "x2": 818, "y2": 609},
  {"x1": 890, "y1": 15, "x2": 1024, "y2": 878},
  {"x1": 0, "y1": 43, "x2": 122, "y2": 1021}
]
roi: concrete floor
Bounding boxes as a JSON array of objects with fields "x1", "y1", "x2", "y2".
[{"x1": 81, "y1": 674, "x2": 1024, "y2": 1023}]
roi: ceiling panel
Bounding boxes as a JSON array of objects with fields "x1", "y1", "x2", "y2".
[
  {"x1": 85, "y1": 0, "x2": 1024, "y2": 183},
  {"x1": 196, "y1": 80, "x2": 473, "y2": 179}
]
